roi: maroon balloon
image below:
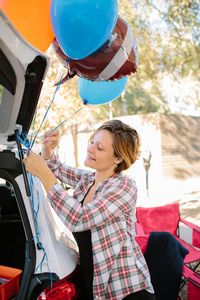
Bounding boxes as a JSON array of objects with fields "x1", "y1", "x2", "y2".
[{"x1": 52, "y1": 16, "x2": 138, "y2": 84}]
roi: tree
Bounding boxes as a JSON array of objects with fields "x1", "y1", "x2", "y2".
[
  {"x1": 128, "y1": 0, "x2": 200, "y2": 114},
  {"x1": 142, "y1": 0, "x2": 199, "y2": 75},
  {"x1": 31, "y1": 0, "x2": 200, "y2": 161}
]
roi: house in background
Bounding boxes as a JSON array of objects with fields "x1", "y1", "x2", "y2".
[{"x1": 117, "y1": 113, "x2": 200, "y2": 205}]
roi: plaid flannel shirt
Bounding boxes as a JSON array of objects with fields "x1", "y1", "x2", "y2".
[{"x1": 47, "y1": 154, "x2": 154, "y2": 300}]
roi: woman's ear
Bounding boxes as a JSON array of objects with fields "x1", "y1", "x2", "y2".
[{"x1": 114, "y1": 156, "x2": 123, "y2": 164}]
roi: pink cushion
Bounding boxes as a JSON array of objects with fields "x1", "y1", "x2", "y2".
[
  {"x1": 136, "y1": 202, "x2": 180, "y2": 236},
  {"x1": 135, "y1": 222, "x2": 145, "y2": 235}
]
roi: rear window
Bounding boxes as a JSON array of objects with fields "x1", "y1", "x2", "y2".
[{"x1": 0, "y1": 49, "x2": 16, "y2": 95}]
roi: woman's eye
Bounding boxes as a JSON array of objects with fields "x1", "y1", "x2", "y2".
[{"x1": 97, "y1": 146, "x2": 103, "y2": 151}]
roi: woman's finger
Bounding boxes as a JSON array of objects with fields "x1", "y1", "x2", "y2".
[{"x1": 44, "y1": 129, "x2": 59, "y2": 139}]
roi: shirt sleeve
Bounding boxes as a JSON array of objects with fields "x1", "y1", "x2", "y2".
[
  {"x1": 46, "y1": 152, "x2": 90, "y2": 187},
  {"x1": 47, "y1": 176, "x2": 137, "y2": 232}
]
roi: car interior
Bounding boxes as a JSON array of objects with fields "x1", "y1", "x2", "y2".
[
  {"x1": 0, "y1": 10, "x2": 80, "y2": 300},
  {"x1": 0, "y1": 178, "x2": 26, "y2": 270}
]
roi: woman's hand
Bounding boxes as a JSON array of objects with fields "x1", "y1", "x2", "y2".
[
  {"x1": 41, "y1": 130, "x2": 60, "y2": 160},
  {"x1": 24, "y1": 151, "x2": 57, "y2": 192}
]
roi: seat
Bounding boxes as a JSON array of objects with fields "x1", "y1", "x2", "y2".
[
  {"x1": 135, "y1": 201, "x2": 200, "y2": 269},
  {"x1": 135, "y1": 201, "x2": 200, "y2": 299}
]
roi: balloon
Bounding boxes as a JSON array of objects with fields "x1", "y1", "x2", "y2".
[
  {"x1": 50, "y1": 0, "x2": 118, "y2": 59},
  {"x1": 78, "y1": 77, "x2": 128, "y2": 105},
  {"x1": 52, "y1": 16, "x2": 138, "y2": 84},
  {"x1": 2, "y1": 0, "x2": 54, "y2": 52},
  {"x1": 0, "y1": 0, "x2": 8, "y2": 8}
]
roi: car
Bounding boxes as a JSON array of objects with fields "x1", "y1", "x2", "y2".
[{"x1": 0, "y1": 11, "x2": 80, "y2": 300}]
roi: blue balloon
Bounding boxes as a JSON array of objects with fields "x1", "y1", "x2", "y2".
[
  {"x1": 78, "y1": 77, "x2": 128, "y2": 105},
  {"x1": 50, "y1": 0, "x2": 118, "y2": 60}
]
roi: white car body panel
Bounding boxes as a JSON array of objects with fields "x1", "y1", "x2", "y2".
[{"x1": 15, "y1": 173, "x2": 78, "y2": 279}]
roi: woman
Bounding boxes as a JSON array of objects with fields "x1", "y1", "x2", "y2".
[{"x1": 24, "y1": 119, "x2": 155, "y2": 300}]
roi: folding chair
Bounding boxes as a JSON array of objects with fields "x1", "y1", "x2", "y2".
[
  {"x1": 135, "y1": 201, "x2": 200, "y2": 269},
  {"x1": 135, "y1": 202, "x2": 200, "y2": 299}
]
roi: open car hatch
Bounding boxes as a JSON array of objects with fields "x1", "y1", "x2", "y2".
[{"x1": 0, "y1": 11, "x2": 49, "y2": 145}]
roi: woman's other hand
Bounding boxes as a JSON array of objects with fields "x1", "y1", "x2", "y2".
[{"x1": 42, "y1": 130, "x2": 60, "y2": 160}]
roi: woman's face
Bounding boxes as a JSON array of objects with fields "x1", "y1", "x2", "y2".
[{"x1": 84, "y1": 129, "x2": 118, "y2": 173}]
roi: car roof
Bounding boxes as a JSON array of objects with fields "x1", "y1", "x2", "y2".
[{"x1": 0, "y1": 11, "x2": 49, "y2": 145}]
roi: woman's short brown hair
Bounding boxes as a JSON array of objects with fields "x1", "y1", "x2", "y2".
[{"x1": 94, "y1": 119, "x2": 141, "y2": 173}]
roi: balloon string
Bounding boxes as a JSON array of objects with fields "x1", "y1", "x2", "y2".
[
  {"x1": 15, "y1": 135, "x2": 52, "y2": 278},
  {"x1": 33, "y1": 106, "x2": 85, "y2": 147},
  {"x1": 30, "y1": 73, "x2": 64, "y2": 149}
]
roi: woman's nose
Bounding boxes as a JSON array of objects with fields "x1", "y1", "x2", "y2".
[{"x1": 88, "y1": 143, "x2": 95, "y2": 152}]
